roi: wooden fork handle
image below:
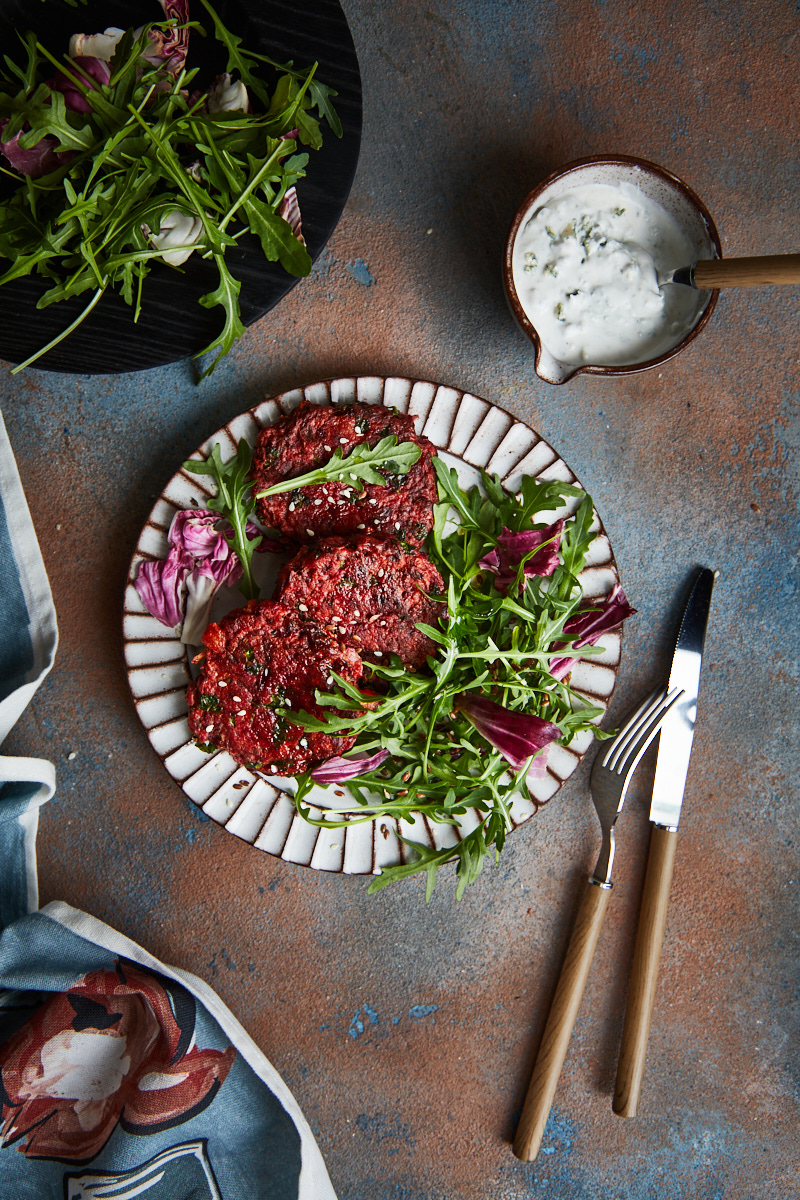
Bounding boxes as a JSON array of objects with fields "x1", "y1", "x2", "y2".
[
  {"x1": 513, "y1": 878, "x2": 612, "y2": 1161},
  {"x1": 694, "y1": 254, "x2": 800, "y2": 289},
  {"x1": 613, "y1": 824, "x2": 678, "y2": 1118}
]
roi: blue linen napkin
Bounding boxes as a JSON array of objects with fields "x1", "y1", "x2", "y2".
[{"x1": 0, "y1": 411, "x2": 337, "y2": 1200}]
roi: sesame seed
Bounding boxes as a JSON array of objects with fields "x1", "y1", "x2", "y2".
[
  {"x1": 395, "y1": 522, "x2": 401, "y2": 530},
  {"x1": 340, "y1": 437, "x2": 348, "y2": 444},
  {"x1": 377, "y1": 569, "x2": 384, "y2": 577},
  {"x1": 218, "y1": 681, "x2": 228, "y2": 687},
  {"x1": 205, "y1": 724, "x2": 214, "y2": 733},
  {"x1": 324, "y1": 444, "x2": 332, "y2": 452},
  {"x1": 298, "y1": 603, "x2": 308, "y2": 611},
  {"x1": 237, "y1": 709, "x2": 246, "y2": 716},
  {"x1": 270, "y1": 765, "x2": 278, "y2": 773},
  {"x1": 306, "y1": 529, "x2": 315, "y2": 537},
  {"x1": 374, "y1": 651, "x2": 383, "y2": 657},
  {"x1": 369, "y1": 498, "x2": 377, "y2": 505},
  {"x1": 369, "y1": 614, "x2": 380, "y2": 623},
  {"x1": 300, "y1": 738, "x2": 309, "y2": 749},
  {"x1": 338, "y1": 626, "x2": 346, "y2": 634},
  {"x1": 357, "y1": 523, "x2": 366, "y2": 529},
  {"x1": 314, "y1": 499, "x2": 323, "y2": 505},
  {"x1": 380, "y1": 620, "x2": 387, "y2": 626},
  {"x1": 232, "y1": 695, "x2": 241, "y2": 701},
  {"x1": 284, "y1": 699, "x2": 292, "y2": 707},
  {"x1": 354, "y1": 609, "x2": 361, "y2": 618},
  {"x1": 288, "y1": 502, "x2": 296, "y2": 511},
  {"x1": 326, "y1": 675, "x2": 334, "y2": 685}
]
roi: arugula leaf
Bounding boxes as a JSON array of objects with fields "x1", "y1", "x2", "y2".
[
  {"x1": 0, "y1": 0, "x2": 340, "y2": 373},
  {"x1": 183, "y1": 439, "x2": 261, "y2": 599},
  {"x1": 253, "y1": 436, "x2": 423, "y2": 498},
  {"x1": 196, "y1": 254, "x2": 247, "y2": 379},
  {"x1": 285, "y1": 464, "x2": 630, "y2": 899},
  {"x1": 183, "y1": 433, "x2": 423, "y2": 593}
]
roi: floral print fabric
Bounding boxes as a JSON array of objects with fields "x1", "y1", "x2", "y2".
[{"x1": 0, "y1": 960, "x2": 235, "y2": 1162}]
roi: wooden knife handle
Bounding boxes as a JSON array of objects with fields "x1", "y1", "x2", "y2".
[
  {"x1": 613, "y1": 824, "x2": 678, "y2": 1118},
  {"x1": 694, "y1": 254, "x2": 800, "y2": 289},
  {"x1": 513, "y1": 879, "x2": 612, "y2": 1161}
]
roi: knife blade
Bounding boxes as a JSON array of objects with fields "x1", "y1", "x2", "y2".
[{"x1": 613, "y1": 567, "x2": 716, "y2": 1118}]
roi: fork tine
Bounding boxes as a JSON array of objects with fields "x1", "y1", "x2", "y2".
[
  {"x1": 601, "y1": 687, "x2": 669, "y2": 771},
  {"x1": 609, "y1": 686, "x2": 683, "y2": 779}
]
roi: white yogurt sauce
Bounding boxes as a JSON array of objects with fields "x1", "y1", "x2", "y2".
[{"x1": 512, "y1": 182, "x2": 705, "y2": 367}]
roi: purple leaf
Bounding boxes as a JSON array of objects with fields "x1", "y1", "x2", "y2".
[
  {"x1": 134, "y1": 547, "x2": 191, "y2": 629},
  {"x1": 311, "y1": 749, "x2": 390, "y2": 783},
  {"x1": 279, "y1": 185, "x2": 305, "y2": 246},
  {"x1": 550, "y1": 584, "x2": 636, "y2": 680},
  {"x1": 0, "y1": 121, "x2": 71, "y2": 179},
  {"x1": 479, "y1": 522, "x2": 564, "y2": 594},
  {"x1": 456, "y1": 694, "x2": 561, "y2": 771},
  {"x1": 49, "y1": 55, "x2": 111, "y2": 113},
  {"x1": 142, "y1": 0, "x2": 191, "y2": 73},
  {"x1": 169, "y1": 509, "x2": 231, "y2": 559}
]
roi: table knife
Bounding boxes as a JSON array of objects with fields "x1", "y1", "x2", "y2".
[{"x1": 613, "y1": 567, "x2": 716, "y2": 1118}]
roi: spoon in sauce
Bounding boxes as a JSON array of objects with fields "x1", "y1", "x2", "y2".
[{"x1": 660, "y1": 252, "x2": 800, "y2": 289}]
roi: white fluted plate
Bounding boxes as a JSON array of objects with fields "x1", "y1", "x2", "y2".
[{"x1": 123, "y1": 378, "x2": 622, "y2": 876}]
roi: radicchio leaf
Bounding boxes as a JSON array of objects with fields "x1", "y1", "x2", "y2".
[
  {"x1": 207, "y1": 73, "x2": 249, "y2": 113},
  {"x1": 49, "y1": 55, "x2": 112, "y2": 114},
  {"x1": 135, "y1": 508, "x2": 259, "y2": 639},
  {"x1": 550, "y1": 584, "x2": 636, "y2": 680},
  {"x1": 143, "y1": 0, "x2": 191, "y2": 73},
  {"x1": 278, "y1": 185, "x2": 305, "y2": 245},
  {"x1": 134, "y1": 546, "x2": 190, "y2": 629},
  {"x1": 168, "y1": 509, "x2": 243, "y2": 644},
  {"x1": 181, "y1": 555, "x2": 242, "y2": 645},
  {"x1": 0, "y1": 122, "x2": 71, "y2": 179},
  {"x1": 310, "y1": 749, "x2": 390, "y2": 783},
  {"x1": 455, "y1": 694, "x2": 561, "y2": 772},
  {"x1": 478, "y1": 521, "x2": 564, "y2": 594}
]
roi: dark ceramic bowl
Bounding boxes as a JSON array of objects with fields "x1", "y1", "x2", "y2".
[{"x1": 502, "y1": 155, "x2": 722, "y2": 384}]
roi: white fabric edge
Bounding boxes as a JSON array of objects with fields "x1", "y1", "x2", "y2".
[
  {"x1": 21, "y1": 806, "x2": 41, "y2": 916},
  {"x1": 0, "y1": 410, "x2": 59, "y2": 746},
  {"x1": 39, "y1": 900, "x2": 338, "y2": 1200},
  {"x1": 0, "y1": 758, "x2": 54, "y2": 915}
]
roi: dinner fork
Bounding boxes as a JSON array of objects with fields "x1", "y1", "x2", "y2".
[{"x1": 512, "y1": 685, "x2": 684, "y2": 1162}]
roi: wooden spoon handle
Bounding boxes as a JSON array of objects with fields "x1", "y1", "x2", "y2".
[
  {"x1": 613, "y1": 824, "x2": 678, "y2": 1118},
  {"x1": 694, "y1": 254, "x2": 800, "y2": 288},
  {"x1": 513, "y1": 879, "x2": 612, "y2": 1162}
]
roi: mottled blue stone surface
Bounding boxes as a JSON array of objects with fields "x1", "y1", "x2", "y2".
[{"x1": 2, "y1": 1, "x2": 798, "y2": 1197}]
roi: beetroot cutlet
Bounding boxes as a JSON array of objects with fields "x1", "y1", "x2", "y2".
[
  {"x1": 186, "y1": 599, "x2": 364, "y2": 774},
  {"x1": 275, "y1": 535, "x2": 445, "y2": 669},
  {"x1": 250, "y1": 401, "x2": 438, "y2": 548}
]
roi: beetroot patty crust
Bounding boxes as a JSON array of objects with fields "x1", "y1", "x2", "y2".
[
  {"x1": 275, "y1": 535, "x2": 445, "y2": 669},
  {"x1": 250, "y1": 401, "x2": 438, "y2": 548},
  {"x1": 187, "y1": 600, "x2": 364, "y2": 773}
]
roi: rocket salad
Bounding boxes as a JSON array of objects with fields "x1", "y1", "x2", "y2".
[
  {"x1": 167, "y1": 432, "x2": 634, "y2": 898},
  {"x1": 0, "y1": 0, "x2": 339, "y2": 375}
]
